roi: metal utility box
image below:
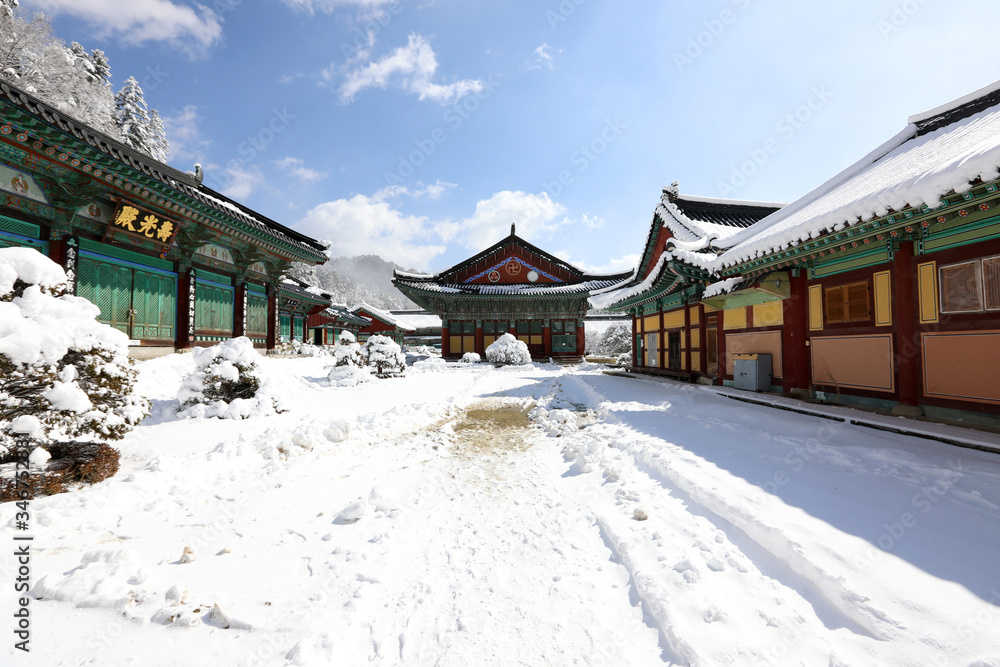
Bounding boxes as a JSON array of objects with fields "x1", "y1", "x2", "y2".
[{"x1": 733, "y1": 353, "x2": 772, "y2": 392}]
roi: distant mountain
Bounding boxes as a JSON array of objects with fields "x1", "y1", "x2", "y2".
[{"x1": 288, "y1": 255, "x2": 419, "y2": 310}]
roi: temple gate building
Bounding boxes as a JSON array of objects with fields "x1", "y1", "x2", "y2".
[{"x1": 393, "y1": 226, "x2": 630, "y2": 360}]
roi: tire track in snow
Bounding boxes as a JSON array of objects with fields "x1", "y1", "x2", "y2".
[{"x1": 565, "y1": 373, "x2": 900, "y2": 642}]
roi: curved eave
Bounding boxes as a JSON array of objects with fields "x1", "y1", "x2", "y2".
[{"x1": 0, "y1": 80, "x2": 327, "y2": 264}]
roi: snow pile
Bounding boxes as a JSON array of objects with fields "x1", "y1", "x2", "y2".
[
  {"x1": 459, "y1": 352, "x2": 481, "y2": 364},
  {"x1": 327, "y1": 364, "x2": 373, "y2": 388},
  {"x1": 485, "y1": 333, "x2": 531, "y2": 365},
  {"x1": 363, "y1": 335, "x2": 406, "y2": 377},
  {"x1": 177, "y1": 337, "x2": 283, "y2": 419},
  {"x1": 0, "y1": 248, "x2": 148, "y2": 451},
  {"x1": 338, "y1": 330, "x2": 356, "y2": 344}
]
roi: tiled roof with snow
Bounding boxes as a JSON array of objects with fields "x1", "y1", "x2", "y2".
[
  {"x1": 389, "y1": 311, "x2": 442, "y2": 330},
  {"x1": 393, "y1": 276, "x2": 628, "y2": 298},
  {"x1": 716, "y1": 81, "x2": 1000, "y2": 269},
  {"x1": 350, "y1": 302, "x2": 416, "y2": 331},
  {"x1": 0, "y1": 80, "x2": 327, "y2": 262}
]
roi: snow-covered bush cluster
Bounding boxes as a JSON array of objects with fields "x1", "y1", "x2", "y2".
[
  {"x1": 363, "y1": 335, "x2": 406, "y2": 377},
  {"x1": 459, "y1": 352, "x2": 481, "y2": 364},
  {"x1": 486, "y1": 333, "x2": 531, "y2": 365},
  {"x1": 333, "y1": 332, "x2": 365, "y2": 368},
  {"x1": 0, "y1": 249, "x2": 149, "y2": 453},
  {"x1": 177, "y1": 337, "x2": 283, "y2": 419}
]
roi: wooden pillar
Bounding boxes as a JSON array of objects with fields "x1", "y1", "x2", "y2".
[
  {"x1": 542, "y1": 320, "x2": 552, "y2": 357},
  {"x1": 48, "y1": 234, "x2": 66, "y2": 266},
  {"x1": 684, "y1": 301, "x2": 691, "y2": 372},
  {"x1": 698, "y1": 304, "x2": 707, "y2": 374},
  {"x1": 783, "y1": 271, "x2": 810, "y2": 393},
  {"x1": 176, "y1": 266, "x2": 195, "y2": 350},
  {"x1": 658, "y1": 302, "x2": 665, "y2": 369},
  {"x1": 233, "y1": 281, "x2": 247, "y2": 338},
  {"x1": 894, "y1": 242, "x2": 922, "y2": 412},
  {"x1": 441, "y1": 321, "x2": 451, "y2": 359},
  {"x1": 475, "y1": 321, "x2": 484, "y2": 357},
  {"x1": 266, "y1": 284, "x2": 277, "y2": 350},
  {"x1": 631, "y1": 309, "x2": 639, "y2": 367},
  {"x1": 574, "y1": 320, "x2": 585, "y2": 359},
  {"x1": 715, "y1": 316, "x2": 727, "y2": 385}
]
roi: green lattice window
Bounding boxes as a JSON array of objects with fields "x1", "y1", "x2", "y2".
[
  {"x1": 195, "y1": 281, "x2": 234, "y2": 334},
  {"x1": 77, "y1": 256, "x2": 175, "y2": 340},
  {"x1": 247, "y1": 294, "x2": 268, "y2": 337},
  {"x1": 280, "y1": 315, "x2": 291, "y2": 341}
]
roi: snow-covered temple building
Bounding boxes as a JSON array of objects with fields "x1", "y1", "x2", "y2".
[
  {"x1": 349, "y1": 302, "x2": 415, "y2": 345},
  {"x1": 393, "y1": 226, "x2": 631, "y2": 360},
  {"x1": 0, "y1": 80, "x2": 328, "y2": 356},
  {"x1": 599, "y1": 80, "x2": 1000, "y2": 426}
]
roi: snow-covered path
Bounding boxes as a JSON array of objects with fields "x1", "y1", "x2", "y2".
[{"x1": 4, "y1": 357, "x2": 1000, "y2": 666}]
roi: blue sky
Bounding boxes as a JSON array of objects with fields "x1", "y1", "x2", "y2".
[{"x1": 27, "y1": 0, "x2": 1000, "y2": 273}]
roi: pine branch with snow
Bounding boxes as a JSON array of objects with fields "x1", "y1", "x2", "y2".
[
  {"x1": 0, "y1": 249, "x2": 149, "y2": 456},
  {"x1": 177, "y1": 337, "x2": 284, "y2": 419}
]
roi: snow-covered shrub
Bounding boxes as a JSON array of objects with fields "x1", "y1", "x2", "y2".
[
  {"x1": 333, "y1": 340, "x2": 365, "y2": 368},
  {"x1": 485, "y1": 333, "x2": 531, "y2": 365},
  {"x1": 459, "y1": 352, "x2": 481, "y2": 364},
  {"x1": 363, "y1": 335, "x2": 406, "y2": 378},
  {"x1": 595, "y1": 322, "x2": 632, "y2": 357},
  {"x1": 177, "y1": 337, "x2": 283, "y2": 419},
  {"x1": 338, "y1": 330, "x2": 356, "y2": 345},
  {"x1": 327, "y1": 364, "x2": 372, "y2": 387},
  {"x1": 616, "y1": 351, "x2": 632, "y2": 366},
  {"x1": 0, "y1": 248, "x2": 148, "y2": 454}
]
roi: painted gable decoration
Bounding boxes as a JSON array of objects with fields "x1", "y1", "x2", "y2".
[{"x1": 464, "y1": 256, "x2": 564, "y2": 284}]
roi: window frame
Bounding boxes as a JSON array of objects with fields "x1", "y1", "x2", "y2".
[
  {"x1": 939, "y1": 255, "x2": 1000, "y2": 314},
  {"x1": 824, "y1": 280, "x2": 871, "y2": 324}
]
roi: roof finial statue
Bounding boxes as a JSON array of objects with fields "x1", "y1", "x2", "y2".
[
  {"x1": 664, "y1": 180, "x2": 680, "y2": 199},
  {"x1": 511, "y1": 222, "x2": 516, "y2": 236}
]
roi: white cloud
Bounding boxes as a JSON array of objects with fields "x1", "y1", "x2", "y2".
[
  {"x1": 162, "y1": 105, "x2": 211, "y2": 164},
  {"x1": 279, "y1": 0, "x2": 397, "y2": 13},
  {"x1": 275, "y1": 157, "x2": 328, "y2": 183},
  {"x1": 334, "y1": 34, "x2": 484, "y2": 105},
  {"x1": 34, "y1": 0, "x2": 223, "y2": 52},
  {"x1": 218, "y1": 164, "x2": 264, "y2": 200},
  {"x1": 374, "y1": 179, "x2": 456, "y2": 201},
  {"x1": 294, "y1": 195, "x2": 446, "y2": 269},
  {"x1": 277, "y1": 71, "x2": 304, "y2": 85},
  {"x1": 557, "y1": 252, "x2": 639, "y2": 275},
  {"x1": 524, "y1": 43, "x2": 561, "y2": 72},
  {"x1": 436, "y1": 190, "x2": 567, "y2": 249}
]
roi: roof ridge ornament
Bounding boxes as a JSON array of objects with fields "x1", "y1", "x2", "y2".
[
  {"x1": 664, "y1": 180, "x2": 680, "y2": 200},
  {"x1": 511, "y1": 222, "x2": 516, "y2": 236}
]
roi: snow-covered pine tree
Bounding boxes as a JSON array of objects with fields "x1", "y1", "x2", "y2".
[
  {"x1": 147, "y1": 108, "x2": 170, "y2": 162},
  {"x1": 113, "y1": 77, "x2": 169, "y2": 161},
  {"x1": 0, "y1": 7, "x2": 121, "y2": 138},
  {"x1": 114, "y1": 76, "x2": 153, "y2": 152},
  {"x1": 89, "y1": 48, "x2": 110, "y2": 84}
]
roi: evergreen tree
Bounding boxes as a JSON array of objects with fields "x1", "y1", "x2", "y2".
[
  {"x1": 90, "y1": 48, "x2": 110, "y2": 84},
  {"x1": 114, "y1": 76, "x2": 153, "y2": 151},
  {"x1": 147, "y1": 109, "x2": 171, "y2": 161},
  {"x1": 0, "y1": 7, "x2": 121, "y2": 138}
]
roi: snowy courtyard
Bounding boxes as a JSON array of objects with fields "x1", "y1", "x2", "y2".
[{"x1": 4, "y1": 354, "x2": 1000, "y2": 666}]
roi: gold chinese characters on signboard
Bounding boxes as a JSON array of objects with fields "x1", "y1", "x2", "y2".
[{"x1": 111, "y1": 203, "x2": 178, "y2": 243}]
